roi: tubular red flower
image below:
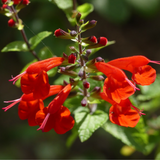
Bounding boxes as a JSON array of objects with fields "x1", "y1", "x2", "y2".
[
  {"x1": 36, "y1": 105, "x2": 74, "y2": 133},
  {"x1": 12, "y1": 0, "x2": 21, "y2": 4},
  {"x1": 2, "y1": 85, "x2": 63, "y2": 111},
  {"x1": 8, "y1": 19, "x2": 15, "y2": 27},
  {"x1": 37, "y1": 84, "x2": 72, "y2": 132},
  {"x1": 107, "y1": 55, "x2": 159, "y2": 85},
  {"x1": 109, "y1": 99, "x2": 140, "y2": 127},
  {"x1": 21, "y1": 70, "x2": 50, "y2": 99},
  {"x1": 9, "y1": 57, "x2": 64, "y2": 84}
]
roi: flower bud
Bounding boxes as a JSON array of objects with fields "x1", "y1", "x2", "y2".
[
  {"x1": 83, "y1": 81, "x2": 90, "y2": 89},
  {"x1": 63, "y1": 80, "x2": 69, "y2": 86},
  {"x1": 54, "y1": 28, "x2": 72, "y2": 39},
  {"x1": 82, "y1": 55, "x2": 88, "y2": 62},
  {"x1": 8, "y1": 19, "x2": 15, "y2": 27},
  {"x1": 2, "y1": 0, "x2": 7, "y2": 3},
  {"x1": 68, "y1": 53, "x2": 76, "y2": 64},
  {"x1": 85, "y1": 49, "x2": 92, "y2": 57},
  {"x1": 90, "y1": 87, "x2": 101, "y2": 99},
  {"x1": 2, "y1": 4, "x2": 7, "y2": 8},
  {"x1": 90, "y1": 75, "x2": 104, "y2": 81},
  {"x1": 76, "y1": 12, "x2": 81, "y2": 23},
  {"x1": 22, "y1": 0, "x2": 30, "y2": 5},
  {"x1": 59, "y1": 67, "x2": 77, "y2": 77},
  {"x1": 98, "y1": 37, "x2": 108, "y2": 46},
  {"x1": 63, "y1": 52, "x2": 68, "y2": 60},
  {"x1": 13, "y1": 0, "x2": 21, "y2": 5},
  {"x1": 81, "y1": 20, "x2": 97, "y2": 32},
  {"x1": 69, "y1": 46, "x2": 77, "y2": 52},
  {"x1": 81, "y1": 97, "x2": 87, "y2": 107},
  {"x1": 79, "y1": 19, "x2": 84, "y2": 25},
  {"x1": 70, "y1": 30, "x2": 77, "y2": 37},
  {"x1": 96, "y1": 57, "x2": 105, "y2": 62},
  {"x1": 82, "y1": 36, "x2": 97, "y2": 45}
]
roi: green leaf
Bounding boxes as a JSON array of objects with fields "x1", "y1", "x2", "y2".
[
  {"x1": 29, "y1": 31, "x2": 52, "y2": 50},
  {"x1": 38, "y1": 47, "x2": 53, "y2": 60},
  {"x1": 1, "y1": 41, "x2": 28, "y2": 52},
  {"x1": 137, "y1": 74, "x2": 160, "y2": 101},
  {"x1": 103, "y1": 118, "x2": 149, "y2": 154},
  {"x1": 75, "y1": 108, "x2": 108, "y2": 142},
  {"x1": 147, "y1": 116, "x2": 160, "y2": 130},
  {"x1": 77, "y1": 3, "x2": 94, "y2": 20}
]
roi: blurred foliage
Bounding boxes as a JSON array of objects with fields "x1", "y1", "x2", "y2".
[{"x1": 1, "y1": 0, "x2": 160, "y2": 159}]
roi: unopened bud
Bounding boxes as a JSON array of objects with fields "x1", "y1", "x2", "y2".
[
  {"x1": 60, "y1": 67, "x2": 66, "y2": 72},
  {"x1": 98, "y1": 37, "x2": 108, "y2": 46},
  {"x1": 85, "y1": 49, "x2": 92, "y2": 57},
  {"x1": 54, "y1": 28, "x2": 72, "y2": 39},
  {"x1": 92, "y1": 86, "x2": 101, "y2": 93},
  {"x1": 96, "y1": 57, "x2": 104, "y2": 62},
  {"x1": 79, "y1": 19, "x2": 84, "y2": 25},
  {"x1": 69, "y1": 46, "x2": 77, "y2": 52},
  {"x1": 68, "y1": 53, "x2": 76, "y2": 64},
  {"x1": 82, "y1": 36, "x2": 97, "y2": 45},
  {"x1": 83, "y1": 81, "x2": 90, "y2": 89},
  {"x1": 63, "y1": 80, "x2": 69, "y2": 86},
  {"x1": 2, "y1": 4, "x2": 7, "y2": 8},
  {"x1": 90, "y1": 75, "x2": 104, "y2": 81},
  {"x1": 78, "y1": 69, "x2": 83, "y2": 78},
  {"x1": 76, "y1": 12, "x2": 81, "y2": 23},
  {"x1": 2, "y1": 0, "x2": 7, "y2": 3},
  {"x1": 81, "y1": 20, "x2": 97, "y2": 32},
  {"x1": 22, "y1": 0, "x2": 30, "y2": 5},
  {"x1": 90, "y1": 87, "x2": 101, "y2": 99},
  {"x1": 81, "y1": 97, "x2": 87, "y2": 107},
  {"x1": 63, "y1": 52, "x2": 68, "y2": 59},
  {"x1": 70, "y1": 30, "x2": 77, "y2": 37},
  {"x1": 8, "y1": 19, "x2": 15, "y2": 27},
  {"x1": 13, "y1": 0, "x2": 21, "y2": 4},
  {"x1": 82, "y1": 55, "x2": 88, "y2": 62},
  {"x1": 59, "y1": 68, "x2": 77, "y2": 77}
]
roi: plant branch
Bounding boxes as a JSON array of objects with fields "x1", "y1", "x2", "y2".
[{"x1": 10, "y1": 5, "x2": 40, "y2": 61}]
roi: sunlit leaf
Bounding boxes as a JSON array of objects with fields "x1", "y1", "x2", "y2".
[
  {"x1": 29, "y1": 31, "x2": 52, "y2": 50},
  {"x1": 1, "y1": 41, "x2": 28, "y2": 52},
  {"x1": 75, "y1": 107, "x2": 108, "y2": 142}
]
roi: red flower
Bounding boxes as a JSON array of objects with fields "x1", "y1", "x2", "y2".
[
  {"x1": 54, "y1": 29, "x2": 72, "y2": 39},
  {"x1": 8, "y1": 19, "x2": 15, "y2": 27},
  {"x1": 95, "y1": 62, "x2": 138, "y2": 103},
  {"x1": 20, "y1": 70, "x2": 50, "y2": 99},
  {"x1": 68, "y1": 53, "x2": 76, "y2": 64},
  {"x1": 37, "y1": 84, "x2": 73, "y2": 132},
  {"x1": 107, "y1": 55, "x2": 159, "y2": 85},
  {"x1": 9, "y1": 57, "x2": 64, "y2": 84},
  {"x1": 2, "y1": 0, "x2": 7, "y2": 3},
  {"x1": 101, "y1": 93, "x2": 144, "y2": 127},
  {"x1": 3, "y1": 85, "x2": 63, "y2": 112}
]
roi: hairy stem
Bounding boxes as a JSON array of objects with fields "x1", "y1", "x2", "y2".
[{"x1": 10, "y1": 5, "x2": 40, "y2": 61}]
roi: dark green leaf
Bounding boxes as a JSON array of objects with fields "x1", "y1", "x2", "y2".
[
  {"x1": 29, "y1": 31, "x2": 52, "y2": 50},
  {"x1": 75, "y1": 108, "x2": 108, "y2": 142},
  {"x1": 1, "y1": 41, "x2": 28, "y2": 52}
]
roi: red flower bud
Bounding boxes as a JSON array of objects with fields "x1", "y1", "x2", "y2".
[
  {"x1": 81, "y1": 97, "x2": 87, "y2": 107},
  {"x1": 8, "y1": 19, "x2": 15, "y2": 27},
  {"x1": 2, "y1": 4, "x2": 7, "y2": 8},
  {"x1": 12, "y1": 0, "x2": 21, "y2": 4},
  {"x1": 83, "y1": 81, "x2": 90, "y2": 89},
  {"x1": 68, "y1": 53, "x2": 76, "y2": 64},
  {"x1": 98, "y1": 37, "x2": 108, "y2": 46},
  {"x1": 22, "y1": 0, "x2": 30, "y2": 5},
  {"x1": 89, "y1": 36, "x2": 97, "y2": 43},
  {"x1": 54, "y1": 28, "x2": 72, "y2": 39},
  {"x1": 2, "y1": 0, "x2": 7, "y2": 3}
]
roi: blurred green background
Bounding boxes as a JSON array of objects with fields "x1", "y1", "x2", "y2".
[{"x1": 1, "y1": 0, "x2": 160, "y2": 159}]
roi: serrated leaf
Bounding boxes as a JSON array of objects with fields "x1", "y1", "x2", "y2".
[
  {"x1": 77, "y1": 3, "x2": 94, "y2": 20},
  {"x1": 29, "y1": 31, "x2": 52, "y2": 50},
  {"x1": 103, "y1": 118, "x2": 149, "y2": 154},
  {"x1": 75, "y1": 108, "x2": 108, "y2": 142},
  {"x1": 1, "y1": 41, "x2": 28, "y2": 52}
]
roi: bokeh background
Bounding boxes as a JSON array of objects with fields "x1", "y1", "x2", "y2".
[{"x1": 1, "y1": 0, "x2": 160, "y2": 159}]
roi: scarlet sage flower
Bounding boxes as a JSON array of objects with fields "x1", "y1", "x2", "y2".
[
  {"x1": 95, "y1": 62, "x2": 138, "y2": 103},
  {"x1": 100, "y1": 93, "x2": 144, "y2": 127},
  {"x1": 37, "y1": 84, "x2": 73, "y2": 132},
  {"x1": 9, "y1": 57, "x2": 64, "y2": 84},
  {"x1": 20, "y1": 70, "x2": 50, "y2": 99},
  {"x1": 3, "y1": 85, "x2": 63, "y2": 112},
  {"x1": 107, "y1": 55, "x2": 160, "y2": 85},
  {"x1": 12, "y1": 0, "x2": 21, "y2": 4}
]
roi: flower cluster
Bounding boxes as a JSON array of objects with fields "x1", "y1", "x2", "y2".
[
  {"x1": 3, "y1": 57, "x2": 75, "y2": 133},
  {"x1": 2, "y1": 1, "x2": 160, "y2": 136}
]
